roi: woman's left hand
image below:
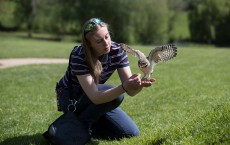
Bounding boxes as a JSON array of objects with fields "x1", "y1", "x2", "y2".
[{"x1": 141, "y1": 78, "x2": 156, "y2": 87}]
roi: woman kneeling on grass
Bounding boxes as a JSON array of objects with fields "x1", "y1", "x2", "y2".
[{"x1": 55, "y1": 18, "x2": 155, "y2": 143}]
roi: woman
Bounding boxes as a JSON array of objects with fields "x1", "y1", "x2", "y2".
[{"x1": 56, "y1": 18, "x2": 155, "y2": 141}]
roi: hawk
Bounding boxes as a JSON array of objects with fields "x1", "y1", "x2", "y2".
[{"x1": 120, "y1": 43, "x2": 177, "y2": 78}]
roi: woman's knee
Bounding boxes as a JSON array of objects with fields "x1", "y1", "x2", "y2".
[
  {"x1": 98, "y1": 84, "x2": 124, "y2": 106},
  {"x1": 111, "y1": 94, "x2": 124, "y2": 107},
  {"x1": 123, "y1": 127, "x2": 140, "y2": 138}
]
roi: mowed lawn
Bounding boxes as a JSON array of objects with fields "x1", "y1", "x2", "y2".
[{"x1": 0, "y1": 33, "x2": 229, "y2": 145}]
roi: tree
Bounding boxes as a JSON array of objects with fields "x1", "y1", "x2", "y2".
[
  {"x1": 6, "y1": 0, "x2": 175, "y2": 44},
  {"x1": 13, "y1": 0, "x2": 37, "y2": 37},
  {"x1": 28, "y1": 0, "x2": 36, "y2": 37},
  {"x1": 0, "y1": 0, "x2": 19, "y2": 31},
  {"x1": 214, "y1": 0, "x2": 230, "y2": 46},
  {"x1": 134, "y1": 0, "x2": 169, "y2": 44},
  {"x1": 77, "y1": 0, "x2": 170, "y2": 44},
  {"x1": 167, "y1": 0, "x2": 189, "y2": 42},
  {"x1": 188, "y1": 0, "x2": 230, "y2": 46},
  {"x1": 33, "y1": 0, "x2": 81, "y2": 40}
]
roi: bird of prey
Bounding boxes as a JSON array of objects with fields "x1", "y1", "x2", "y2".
[{"x1": 120, "y1": 43, "x2": 177, "y2": 78}]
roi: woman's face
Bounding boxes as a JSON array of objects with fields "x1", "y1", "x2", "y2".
[{"x1": 88, "y1": 26, "x2": 111, "y2": 57}]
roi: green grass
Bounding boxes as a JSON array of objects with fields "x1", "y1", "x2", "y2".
[
  {"x1": 0, "y1": 32, "x2": 77, "y2": 58},
  {"x1": 0, "y1": 33, "x2": 229, "y2": 145}
]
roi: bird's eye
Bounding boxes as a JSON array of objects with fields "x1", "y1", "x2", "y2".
[
  {"x1": 141, "y1": 64, "x2": 148, "y2": 68},
  {"x1": 139, "y1": 63, "x2": 147, "y2": 68}
]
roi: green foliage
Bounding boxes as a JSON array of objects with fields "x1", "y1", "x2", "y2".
[
  {"x1": 77, "y1": 0, "x2": 171, "y2": 44},
  {"x1": 0, "y1": 1, "x2": 17, "y2": 27},
  {"x1": 214, "y1": 0, "x2": 230, "y2": 46},
  {"x1": 13, "y1": 0, "x2": 32, "y2": 28},
  {"x1": 1, "y1": 0, "x2": 230, "y2": 45},
  {"x1": 134, "y1": 0, "x2": 169, "y2": 44},
  {"x1": 188, "y1": 0, "x2": 230, "y2": 45},
  {"x1": 1, "y1": 0, "x2": 189, "y2": 44},
  {"x1": 35, "y1": 0, "x2": 81, "y2": 35},
  {"x1": 169, "y1": 12, "x2": 190, "y2": 41},
  {"x1": 0, "y1": 34, "x2": 230, "y2": 145}
]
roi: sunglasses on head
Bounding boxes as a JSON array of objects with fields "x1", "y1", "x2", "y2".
[{"x1": 83, "y1": 18, "x2": 102, "y2": 34}]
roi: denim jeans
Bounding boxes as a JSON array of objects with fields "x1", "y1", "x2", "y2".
[{"x1": 58, "y1": 84, "x2": 139, "y2": 139}]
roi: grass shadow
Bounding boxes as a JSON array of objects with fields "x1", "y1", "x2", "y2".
[
  {"x1": 146, "y1": 138, "x2": 167, "y2": 145},
  {"x1": 19, "y1": 35, "x2": 63, "y2": 42},
  {"x1": 0, "y1": 133, "x2": 49, "y2": 145}
]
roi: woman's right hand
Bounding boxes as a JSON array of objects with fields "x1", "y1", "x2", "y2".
[
  {"x1": 122, "y1": 73, "x2": 142, "y2": 91},
  {"x1": 122, "y1": 73, "x2": 155, "y2": 96}
]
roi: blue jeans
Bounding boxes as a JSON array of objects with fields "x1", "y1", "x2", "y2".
[{"x1": 58, "y1": 84, "x2": 139, "y2": 139}]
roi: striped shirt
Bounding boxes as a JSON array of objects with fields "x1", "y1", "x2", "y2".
[{"x1": 58, "y1": 42, "x2": 129, "y2": 88}]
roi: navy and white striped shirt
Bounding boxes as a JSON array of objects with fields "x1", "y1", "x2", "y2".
[{"x1": 58, "y1": 42, "x2": 129, "y2": 88}]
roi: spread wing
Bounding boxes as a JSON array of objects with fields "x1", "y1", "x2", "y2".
[
  {"x1": 148, "y1": 44, "x2": 177, "y2": 63},
  {"x1": 120, "y1": 43, "x2": 146, "y2": 60}
]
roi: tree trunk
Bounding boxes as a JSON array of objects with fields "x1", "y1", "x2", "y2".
[{"x1": 28, "y1": 0, "x2": 36, "y2": 38}]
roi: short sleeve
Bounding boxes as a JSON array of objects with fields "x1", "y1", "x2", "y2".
[
  {"x1": 117, "y1": 47, "x2": 129, "y2": 68},
  {"x1": 70, "y1": 47, "x2": 90, "y2": 76}
]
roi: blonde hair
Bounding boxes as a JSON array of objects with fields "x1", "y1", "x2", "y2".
[{"x1": 82, "y1": 18, "x2": 108, "y2": 84}]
